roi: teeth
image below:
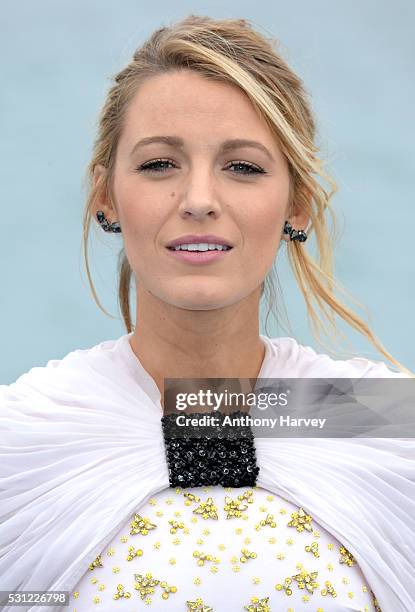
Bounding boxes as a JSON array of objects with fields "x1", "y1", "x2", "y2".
[{"x1": 172, "y1": 243, "x2": 229, "y2": 251}]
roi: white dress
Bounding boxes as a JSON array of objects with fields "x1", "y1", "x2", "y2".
[
  {"x1": 66, "y1": 335, "x2": 391, "y2": 611},
  {"x1": 0, "y1": 333, "x2": 412, "y2": 612}
]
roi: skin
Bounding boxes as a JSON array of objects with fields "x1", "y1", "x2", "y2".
[{"x1": 93, "y1": 69, "x2": 309, "y2": 407}]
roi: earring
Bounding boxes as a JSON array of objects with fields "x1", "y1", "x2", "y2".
[
  {"x1": 283, "y1": 220, "x2": 307, "y2": 242},
  {"x1": 96, "y1": 210, "x2": 122, "y2": 233}
]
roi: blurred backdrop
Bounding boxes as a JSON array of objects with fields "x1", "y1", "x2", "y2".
[{"x1": 1, "y1": 0, "x2": 414, "y2": 383}]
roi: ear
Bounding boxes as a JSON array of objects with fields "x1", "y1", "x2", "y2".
[
  {"x1": 282, "y1": 185, "x2": 311, "y2": 242},
  {"x1": 91, "y1": 164, "x2": 116, "y2": 218}
]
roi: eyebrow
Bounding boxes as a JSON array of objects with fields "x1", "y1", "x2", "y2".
[{"x1": 129, "y1": 135, "x2": 275, "y2": 162}]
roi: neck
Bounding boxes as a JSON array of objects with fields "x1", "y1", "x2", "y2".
[{"x1": 128, "y1": 286, "x2": 266, "y2": 400}]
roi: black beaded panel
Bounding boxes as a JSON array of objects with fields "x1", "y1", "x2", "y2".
[{"x1": 161, "y1": 410, "x2": 260, "y2": 488}]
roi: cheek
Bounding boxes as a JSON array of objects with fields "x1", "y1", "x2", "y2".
[
  {"x1": 243, "y1": 201, "x2": 284, "y2": 256},
  {"x1": 115, "y1": 182, "x2": 163, "y2": 248}
]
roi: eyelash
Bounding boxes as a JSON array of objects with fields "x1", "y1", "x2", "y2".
[{"x1": 137, "y1": 159, "x2": 265, "y2": 175}]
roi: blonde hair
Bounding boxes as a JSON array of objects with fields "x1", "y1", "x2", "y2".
[{"x1": 82, "y1": 14, "x2": 413, "y2": 376}]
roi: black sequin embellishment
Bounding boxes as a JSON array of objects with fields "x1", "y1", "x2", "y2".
[{"x1": 161, "y1": 410, "x2": 260, "y2": 488}]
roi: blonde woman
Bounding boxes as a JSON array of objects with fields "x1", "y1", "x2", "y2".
[{"x1": 1, "y1": 14, "x2": 414, "y2": 612}]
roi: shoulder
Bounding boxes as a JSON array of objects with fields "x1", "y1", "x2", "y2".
[
  {"x1": 0, "y1": 335, "x2": 126, "y2": 404},
  {"x1": 266, "y1": 335, "x2": 409, "y2": 378}
]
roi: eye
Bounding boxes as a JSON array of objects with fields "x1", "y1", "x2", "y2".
[
  {"x1": 136, "y1": 159, "x2": 266, "y2": 175},
  {"x1": 225, "y1": 161, "x2": 265, "y2": 175},
  {"x1": 137, "y1": 159, "x2": 174, "y2": 173}
]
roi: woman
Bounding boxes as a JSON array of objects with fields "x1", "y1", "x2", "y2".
[{"x1": 1, "y1": 14, "x2": 414, "y2": 612}]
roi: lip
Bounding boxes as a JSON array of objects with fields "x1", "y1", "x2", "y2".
[
  {"x1": 165, "y1": 246, "x2": 233, "y2": 265},
  {"x1": 165, "y1": 234, "x2": 233, "y2": 248}
]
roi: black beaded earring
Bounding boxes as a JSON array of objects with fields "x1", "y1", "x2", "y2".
[
  {"x1": 284, "y1": 220, "x2": 307, "y2": 242},
  {"x1": 96, "y1": 210, "x2": 122, "y2": 233}
]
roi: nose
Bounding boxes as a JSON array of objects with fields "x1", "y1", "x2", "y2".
[
  {"x1": 180, "y1": 201, "x2": 220, "y2": 219},
  {"x1": 177, "y1": 170, "x2": 222, "y2": 219}
]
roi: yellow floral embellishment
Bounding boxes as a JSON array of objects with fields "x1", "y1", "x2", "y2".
[
  {"x1": 305, "y1": 541, "x2": 320, "y2": 558},
  {"x1": 275, "y1": 577, "x2": 293, "y2": 595},
  {"x1": 240, "y1": 548, "x2": 257, "y2": 563},
  {"x1": 287, "y1": 507, "x2": 313, "y2": 533},
  {"x1": 88, "y1": 554, "x2": 103, "y2": 571},
  {"x1": 192, "y1": 550, "x2": 220, "y2": 566},
  {"x1": 244, "y1": 597, "x2": 271, "y2": 612},
  {"x1": 244, "y1": 596, "x2": 270, "y2": 611},
  {"x1": 186, "y1": 598, "x2": 213, "y2": 611},
  {"x1": 130, "y1": 514, "x2": 157, "y2": 536},
  {"x1": 113, "y1": 584, "x2": 131, "y2": 600},
  {"x1": 339, "y1": 544, "x2": 356, "y2": 566},
  {"x1": 238, "y1": 489, "x2": 254, "y2": 504},
  {"x1": 291, "y1": 568, "x2": 319, "y2": 594},
  {"x1": 321, "y1": 580, "x2": 337, "y2": 597},
  {"x1": 126, "y1": 545, "x2": 143, "y2": 561},
  {"x1": 184, "y1": 492, "x2": 201, "y2": 506},
  {"x1": 224, "y1": 495, "x2": 249, "y2": 519},
  {"x1": 133, "y1": 572, "x2": 159, "y2": 600},
  {"x1": 255, "y1": 513, "x2": 277, "y2": 531},
  {"x1": 169, "y1": 519, "x2": 185, "y2": 534},
  {"x1": 193, "y1": 498, "x2": 218, "y2": 520}
]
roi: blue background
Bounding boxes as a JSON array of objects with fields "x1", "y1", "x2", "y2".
[{"x1": 1, "y1": 0, "x2": 414, "y2": 383}]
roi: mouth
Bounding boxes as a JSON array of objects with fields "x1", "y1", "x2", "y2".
[{"x1": 165, "y1": 246, "x2": 234, "y2": 265}]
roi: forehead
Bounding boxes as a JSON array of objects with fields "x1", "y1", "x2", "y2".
[{"x1": 120, "y1": 70, "x2": 281, "y2": 155}]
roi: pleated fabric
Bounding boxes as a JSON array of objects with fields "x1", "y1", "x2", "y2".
[{"x1": 0, "y1": 333, "x2": 413, "y2": 611}]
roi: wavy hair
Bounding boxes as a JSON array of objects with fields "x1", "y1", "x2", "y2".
[{"x1": 82, "y1": 14, "x2": 413, "y2": 376}]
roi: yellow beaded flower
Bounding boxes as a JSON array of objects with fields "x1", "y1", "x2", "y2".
[
  {"x1": 186, "y1": 598, "x2": 213, "y2": 611},
  {"x1": 113, "y1": 584, "x2": 131, "y2": 600},
  {"x1": 169, "y1": 519, "x2": 185, "y2": 534},
  {"x1": 244, "y1": 596, "x2": 271, "y2": 611},
  {"x1": 321, "y1": 580, "x2": 337, "y2": 597},
  {"x1": 275, "y1": 577, "x2": 293, "y2": 596},
  {"x1": 88, "y1": 555, "x2": 103, "y2": 571},
  {"x1": 126, "y1": 545, "x2": 143, "y2": 561},
  {"x1": 339, "y1": 544, "x2": 356, "y2": 566},
  {"x1": 192, "y1": 550, "x2": 220, "y2": 566},
  {"x1": 193, "y1": 497, "x2": 219, "y2": 520},
  {"x1": 287, "y1": 507, "x2": 313, "y2": 533},
  {"x1": 129, "y1": 514, "x2": 157, "y2": 536},
  {"x1": 224, "y1": 495, "x2": 248, "y2": 519},
  {"x1": 240, "y1": 548, "x2": 257, "y2": 563},
  {"x1": 305, "y1": 541, "x2": 320, "y2": 558},
  {"x1": 291, "y1": 569, "x2": 319, "y2": 594},
  {"x1": 133, "y1": 572, "x2": 159, "y2": 600},
  {"x1": 254, "y1": 513, "x2": 277, "y2": 531}
]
